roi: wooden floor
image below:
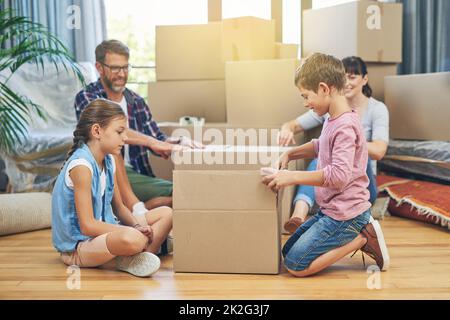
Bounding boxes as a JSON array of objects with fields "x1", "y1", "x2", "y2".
[{"x1": 0, "y1": 216, "x2": 449, "y2": 300}]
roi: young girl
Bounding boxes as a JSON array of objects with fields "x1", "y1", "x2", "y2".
[
  {"x1": 52, "y1": 98, "x2": 173, "y2": 277},
  {"x1": 280, "y1": 56, "x2": 389, "y2": 233},
  {"x1": 262, "y1": 53, "x2": 389, "y2": 277}
]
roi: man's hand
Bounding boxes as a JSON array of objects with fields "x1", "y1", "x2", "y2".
[
  {"x1": 167, "y1": 136, "x2": 205, "y2": 149},
  {"x1": 278, "y1": 127, "x2": 296, "y2": 147},
  {"x1": 179, "y1": 136, "x2": 205, "y2": 149},
  {"x1": 148, "y1": 138, "x2": 180, "y2": 159},
  {"x1": 262, "y1": 170, "x2": 298, "y2": 193}
]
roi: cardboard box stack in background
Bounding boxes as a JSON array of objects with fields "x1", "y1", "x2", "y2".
[
  {"x1": 276, "y1": 43, "x2": 299, "y2": 59},
  {"x1": 221, "y1": 16, "x2": 276, "y2": 61},
  {"x1": 148, "y1": 80, "x2": 226, "y2": 122},
  {"x1": 384, "y1": 72, "x2": 450, "y2": 141},
  {"x1": 151, "y1": 15, "x2": 305, "y2": 122},
  {"x1": 172, "y1": 146, "x2": 302, "y2": 274},
  {"x1": 226, "y1": 58, "x2": 307, "y2": 126},
  {"x1": 302, "y1": 0, "x2": 403, "y2": 101},
  {"x1": 151, "y1": 16, "x2": 289, "y2": 123},
  {"x1": 155, "y1": 23, "x2": 224, "y2": 81}
]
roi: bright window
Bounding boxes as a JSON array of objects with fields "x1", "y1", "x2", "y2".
[
  {"x1": 105, "y1": 0, "x2": 208, "y2": 98},
  {"x1": 221, "y1": 0, "x2": 271, "y2": 19},
  {"x1": 312, "y1": 0, "x2": 355, "y2": 9}
]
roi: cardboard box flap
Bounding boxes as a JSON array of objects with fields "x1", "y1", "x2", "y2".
[{"x1": 173, "y1": 145, "x2": 292, "y2": 170}]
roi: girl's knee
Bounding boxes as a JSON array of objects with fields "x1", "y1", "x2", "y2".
[
  {"x1": 159, "y1": 206, "x2": 173, "y2": 225},
  {"x1": 119, "y1": 227, "x2": 147, "y2": 254}
]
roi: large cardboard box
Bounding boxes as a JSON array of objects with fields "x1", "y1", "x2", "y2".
[
  {"x1": 303, "y1": 1, "x2": 403, "y2": 62},
  {"x1": 222, "y1": 16, "x2": 276, "y2": 62},
  {"x1": 276, "y1": 43, "x2": 299, "y2": 59},
  {"x1": 384, "y1": 72, "x2": 450, "y2": 141},
  {"x1": 173, "y1": 208, "x2": 280, "y2": 274},
  {"x1": 226, "y1": 59, "x2": 307, "y2": 126},
  {"x1": 172, "y1": 145, "x2": 310, "y2": 273},
  {"x1": 148, "y1": 80, "x2": 226, "y2": 122},
  {"x1": 366, "y1": 63, "x2": 398, "y2": 101},
  {"x1": 155, "y1": 23, "x2": 224, "y2": 80}
]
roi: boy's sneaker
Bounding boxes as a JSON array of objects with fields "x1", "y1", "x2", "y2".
[
  {"x1": 283, "y1": 217, "x2": 305, "y2": 234},
  {"x1": 116, "y1": 252, "x2": 160, "y2": 277},
  {"x1": 360, "y1": 217, "x2": 390, "y2": 271}
]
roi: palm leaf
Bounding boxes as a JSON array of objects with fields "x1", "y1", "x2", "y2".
[{"x1": 0, "y1": 82, "x2": 47, "y2": 154}]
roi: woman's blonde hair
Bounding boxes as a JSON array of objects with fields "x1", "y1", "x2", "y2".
[{"x1": 295, "y1": 53, "x2": 346, "y2": 93}]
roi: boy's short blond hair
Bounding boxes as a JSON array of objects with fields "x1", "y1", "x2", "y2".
[{"x1": 295, "y1": 53, "x2": 346, "y2": 93}]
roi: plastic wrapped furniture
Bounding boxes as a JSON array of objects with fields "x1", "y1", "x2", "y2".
[
  {"x1": 379, "y1": 139, "x2": 450, "y2": 184},
  {"x1": 0, "y1": 62, "x2": 97, "y2": 192}
]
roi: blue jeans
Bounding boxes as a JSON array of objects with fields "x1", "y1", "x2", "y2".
[
  {"x1": 293, "y1": 158, "x2": 378, "y2": 208},
  {"x1": 282, "y1": 209, "x2": 371, "y2": 271}
]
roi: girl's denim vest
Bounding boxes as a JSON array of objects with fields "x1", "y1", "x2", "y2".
[{"x1": 52, "y1": 144, "x2": 117, "y2": 253}]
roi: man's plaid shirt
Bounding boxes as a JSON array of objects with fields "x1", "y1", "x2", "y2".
[{"x1": 74, "y1": 79, "x2": 167, "y2": 177}]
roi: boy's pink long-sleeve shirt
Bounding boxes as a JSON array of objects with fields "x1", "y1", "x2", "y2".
[{"x1": 311, "y1": 110, "x2": 371, "y2": 221}]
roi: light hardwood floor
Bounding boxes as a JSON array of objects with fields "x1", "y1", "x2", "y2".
[{"x1": 0, "y1": 216, "x2": 449, "y2": 300}]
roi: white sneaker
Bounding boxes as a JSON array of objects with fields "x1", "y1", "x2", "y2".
[{"x1": 115, "y1": 252, "x2": 160, "y2": 277}]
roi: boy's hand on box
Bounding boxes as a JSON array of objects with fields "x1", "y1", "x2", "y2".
[
  {"x1": 262, "y1": 170, "x2": 296, "y2": 193},
  {"x1": 278, "y1": 151, "x2": 290, "y2": 170}
]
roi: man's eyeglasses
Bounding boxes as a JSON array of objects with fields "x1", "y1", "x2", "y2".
[{"x1": 99, "y1": 62, "x2": 131, "y2": 74}]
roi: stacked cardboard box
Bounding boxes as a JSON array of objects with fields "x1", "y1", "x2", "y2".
[
  {"x1": 384, "y1": 72, "x2": 450, "y2": 141},
  {"x1": 148, "y1": 80, "x2": 226, "y2": 122},
  {"x1": 302, "y1": 0, "x2": 403, "y2": 101},
  {"x1": 275, "y1": 43, "x2": 299, "y2": 59},
  {"x1": 172, "y1": 146, "x2": 301, "y2": 274},
  {"x1": 226, "y1": 59, "x2": 307, "y2": 126},
  {"x1": 151, "y1": 16, "x2": 283, "y2": 123}
]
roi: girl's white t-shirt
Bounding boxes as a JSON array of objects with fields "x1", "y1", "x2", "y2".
[{"x1": 65, "y1": 155, "x2": 116, "y2": 196}]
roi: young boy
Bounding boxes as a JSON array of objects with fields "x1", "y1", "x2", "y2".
[{"x1": 262, "y1": 53, "x2": 389, "y2": 277}]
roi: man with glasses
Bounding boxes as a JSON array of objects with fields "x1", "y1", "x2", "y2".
[{"x1": 74, "y1": 40, "x2": 201, "y2": 215}]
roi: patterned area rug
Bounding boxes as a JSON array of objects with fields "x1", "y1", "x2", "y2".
[{"x1": 377, "y1": 175, "x2": 450, "y2": 229}]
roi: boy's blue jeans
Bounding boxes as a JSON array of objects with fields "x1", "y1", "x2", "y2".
[
  {"x1": 282, "y1": 209, "x2": 371, "y2": 271},
  {"x1": 293, "y1": 158, "x2": 378, "y2": 209}
]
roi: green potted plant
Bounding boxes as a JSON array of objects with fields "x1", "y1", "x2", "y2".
[{"x1": 0, "y1": 1, "x2": 85, "y2": 155}]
